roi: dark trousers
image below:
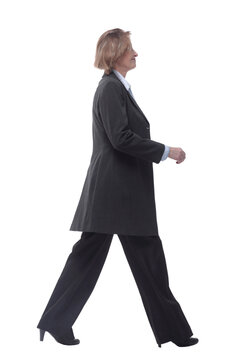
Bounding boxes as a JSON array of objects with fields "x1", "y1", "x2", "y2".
[{"x1": 36, "y1": 232, "x2": 193, "y2": 345}]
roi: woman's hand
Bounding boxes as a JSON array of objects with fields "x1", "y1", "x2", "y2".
[{"x1": 168, "y1": 147, "x2": 186, "y2": 164}]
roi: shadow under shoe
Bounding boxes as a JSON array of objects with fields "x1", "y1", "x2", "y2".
[{"x1": 39, "y1": 327, "x2": 80, "y2": 345}]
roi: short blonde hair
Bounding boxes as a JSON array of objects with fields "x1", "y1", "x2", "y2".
[{"x1": 94, "y1": 28, "x2": 131, "y2": 74}]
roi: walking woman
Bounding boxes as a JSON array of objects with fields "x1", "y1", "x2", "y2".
[{"x1": 37, "y1": 28, "x2": 198, "y2": 348}]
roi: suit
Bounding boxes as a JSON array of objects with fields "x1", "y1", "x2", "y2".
[
  {"x1": 36, "y1": 70, "x2": 194, "y2": 346},
  {"x1": 69, "y1": 70, "x2": 166, "y2": 236}
]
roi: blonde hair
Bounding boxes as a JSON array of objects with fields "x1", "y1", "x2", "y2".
[{"x1": 94, "y1": 28, "x2": 132, "y2": 74}]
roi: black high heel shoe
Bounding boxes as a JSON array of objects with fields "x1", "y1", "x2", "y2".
[
  {"x1": 158, "y1": 337, "x2": 199, "y2": 348},
  {"x1": 39, "y1": 328, "x2": 80, "y2": 345},
  {"x1": 172, "y1": 336, "x2": 199, "y2": 347}
]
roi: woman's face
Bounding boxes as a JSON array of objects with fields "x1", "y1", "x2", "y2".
[{"x1": 114, "y1": 41, "x2": 138, "y2": 76}]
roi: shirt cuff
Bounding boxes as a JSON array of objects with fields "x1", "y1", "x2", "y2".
[{"x1": 161, "y1": 145, "x2": 170, "y2": 161}]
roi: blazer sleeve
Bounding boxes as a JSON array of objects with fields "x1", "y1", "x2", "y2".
[{"x1": 98, "y1": 81, "x2": 165, "y2": 164}]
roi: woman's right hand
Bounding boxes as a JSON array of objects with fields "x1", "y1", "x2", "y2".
[{"x1": 168, "y1": 147, "x2": 186, "y2": 164}]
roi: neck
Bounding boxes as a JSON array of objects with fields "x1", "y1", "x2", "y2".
[{"x1": 113, "y1": 67, "x2": 127, "y2": 78}]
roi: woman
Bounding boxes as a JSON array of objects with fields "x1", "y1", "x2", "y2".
[{"x1": 36, "y1": 28, "x2": 198, "y2": 348}]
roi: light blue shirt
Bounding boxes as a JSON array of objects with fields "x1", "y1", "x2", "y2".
[{"x1": 112, "y1": 69, "x2": 170, "y2": 161}]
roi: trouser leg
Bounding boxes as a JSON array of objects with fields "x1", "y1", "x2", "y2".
[
  {"x1": 37, "y1": 231, "x2": 113, "y2": 335},
  {"x1": 117, "y1": 233, "x2": 193, "y2": 345}
]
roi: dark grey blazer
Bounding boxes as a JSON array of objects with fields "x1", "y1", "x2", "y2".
[{"x1": 69, "y1": 70, "x2": 165, "y2": 236}]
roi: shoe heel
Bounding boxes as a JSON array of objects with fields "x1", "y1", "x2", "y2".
[{"x1": 40, "y1": 329, "x2": 45, "y2": 341}]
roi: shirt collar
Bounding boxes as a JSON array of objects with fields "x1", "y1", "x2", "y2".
[{"x1": 112, "y1": 69, "x2": 131, "y2": 92}]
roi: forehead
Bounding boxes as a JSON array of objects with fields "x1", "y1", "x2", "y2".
[
  {"x1": 122, "y1": 36, "x2": 131, "y2": 45},
  {"x1": 124, "y1": 39, "x2": 133, "y2": 51}
]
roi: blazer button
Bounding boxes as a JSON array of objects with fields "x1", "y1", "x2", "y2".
[{"x1": 146, "y1": 126, "x2": 150, "y2": 129}]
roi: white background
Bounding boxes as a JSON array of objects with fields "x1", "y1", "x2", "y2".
[{"x1": 1, "y1": 0, "x2": 240, "y2": 359}]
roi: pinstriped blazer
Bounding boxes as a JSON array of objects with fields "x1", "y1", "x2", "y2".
[{"x1": 69, "y1": 70, "x2": 165, "y2": 236}]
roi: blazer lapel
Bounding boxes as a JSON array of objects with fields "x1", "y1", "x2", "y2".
[{"x1": 102, "y1": 71, "x2": 150, "y2": 126}]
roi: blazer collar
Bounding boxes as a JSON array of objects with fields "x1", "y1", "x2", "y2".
[{"x1": 101, "y1": 70, "x2": 150, "y2": 126}]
